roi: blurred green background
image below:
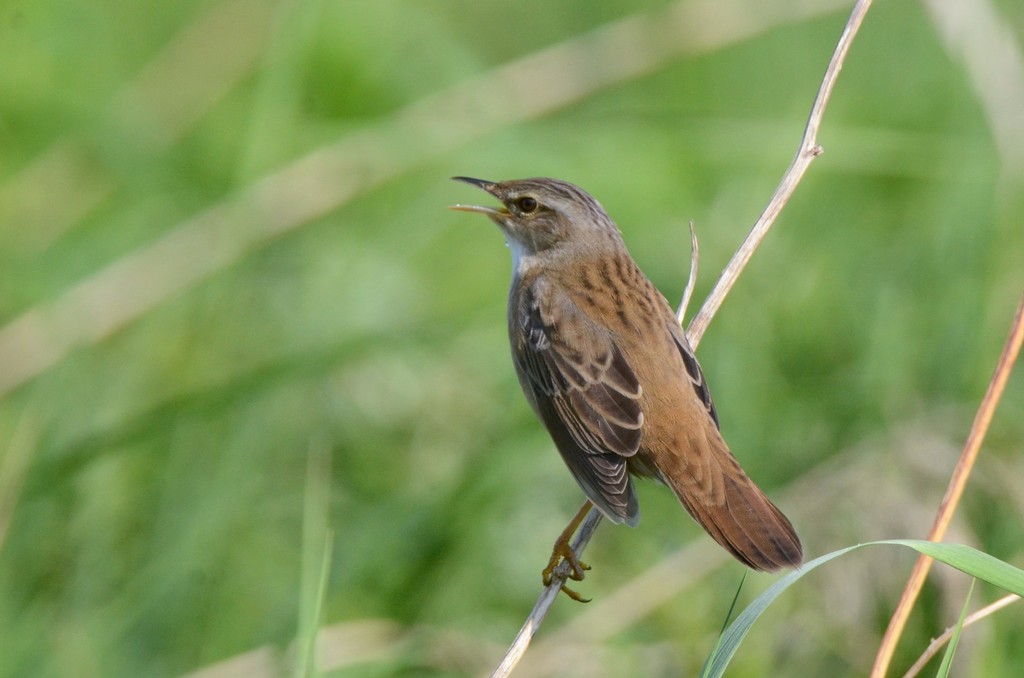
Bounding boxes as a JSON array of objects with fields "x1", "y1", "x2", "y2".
[{"x1": 1, "y1": 0, "x2": 1022, "y2": 675}]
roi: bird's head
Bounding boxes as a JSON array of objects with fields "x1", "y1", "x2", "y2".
[{"x1": 450, "y1": 176, "x2": 623, "y2": 264}]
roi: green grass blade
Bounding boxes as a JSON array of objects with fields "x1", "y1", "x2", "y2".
[
  {"x1": 701, "y1": 540, "x2": 1024, "y2": 678},
  {"x1": 878, "y1": 540, "x2": 1024, "y2": 595},
  {"x1": 935, "y1": 578, "x2": 975, "y2": 678},
  {"x1": 699, "y1": 571, "x2": 748, "y2": 678},
  {"x1": 699, "y1": 545, "x2": 861, "y2": 678}
]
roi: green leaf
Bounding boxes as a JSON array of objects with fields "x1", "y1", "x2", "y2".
[
  {"x1": 878, "y1": 540, "x2": 1024, "y2": 595},
  {"x1": 936, "y1": 578, "x2": 975, "y2": 678},
  {"x1": 700, "y1": 540, "x2": 1024, "y2": 678},
  {"x1": 700, "y1": 571, "x2": 749, "y2": 678}
]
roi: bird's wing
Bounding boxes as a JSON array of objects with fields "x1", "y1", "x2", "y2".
[
  {"x1": 668, "y1": 321, "x2": 720, "y2": 428},
  {"x1": 513, "y1": 280, "x2": 644, "y2": 524}
]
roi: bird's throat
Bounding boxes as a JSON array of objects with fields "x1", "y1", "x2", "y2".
[{"x1": 506, "y1": 235, "x2": 536, "y2": 277}]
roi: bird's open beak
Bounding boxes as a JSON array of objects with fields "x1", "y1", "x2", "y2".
[{"x1": 449, "y1": 176, "x2": 507, "y2": 217}]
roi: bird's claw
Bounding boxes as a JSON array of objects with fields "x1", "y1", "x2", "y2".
[{"x1": 541, "y1": 537, "x2": 592, "y2": 603}]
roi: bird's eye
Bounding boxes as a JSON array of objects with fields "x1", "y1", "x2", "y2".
[{"x1": 515, "y1": 196, "x2": 539, "y2": 214}]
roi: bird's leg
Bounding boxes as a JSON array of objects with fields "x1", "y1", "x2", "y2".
[{"x1": 541, "y1": 500, "x2": 593, "y2": 602}]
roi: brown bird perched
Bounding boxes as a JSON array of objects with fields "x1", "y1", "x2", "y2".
[{"x1": 451, "y1": 176, "x2": 802, "y2": 597}]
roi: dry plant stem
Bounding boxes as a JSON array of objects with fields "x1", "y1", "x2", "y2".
[
  {"x1": 687, "y1": 0, "x2": 873, "y2": 345},
  {"x1": 491, "y1": 509, "x2": 603, "y2": 678},
  {"x1": 901, "y1": 594, "x2": 1022, "y2": 678},
  {"x1": 494, "y1": 1, "x2": 876, "y2": 675},
  {"x1": 871, "y1": 292, "x2": 1024, "y2": 678},
  {"x1": 676, "y1": 221, "x2": 700, "y2": 325}
]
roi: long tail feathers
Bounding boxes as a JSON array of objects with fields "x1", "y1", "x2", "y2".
[
  {"x1": 662, "y1": 446, "x2": 803, "y2": 571},
  {"x1": 687, "y1": 476, "x2": 802, "y2": 571}
]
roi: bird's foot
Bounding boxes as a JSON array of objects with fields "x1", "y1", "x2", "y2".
[{"x1": 541, "y1": 529, "x2": 592, "y2": 603}]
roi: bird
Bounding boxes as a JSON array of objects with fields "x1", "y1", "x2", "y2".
[{"x1": 450, "y1": 176, "x2": 802, "y2": 598}]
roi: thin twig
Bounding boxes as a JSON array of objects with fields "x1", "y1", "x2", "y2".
[
  {"x1": 676, "y1": 220, "x2": 700, "y2": 325},
  {"x1": 870, "y1": 292, "x2": 1024, "y2": 678},
  {"x1": 491, "y1": 510, "x2": 603, "y2": 678},
  {"x1": 901, "y1": 594, "x2": 1021, "y2": 678},
  {"x1": 495, "y1": 1, "x2": 875, "y2": 674},
  {"x1": 687, "y1": 0, "x2": 873, "y2": 346}
]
